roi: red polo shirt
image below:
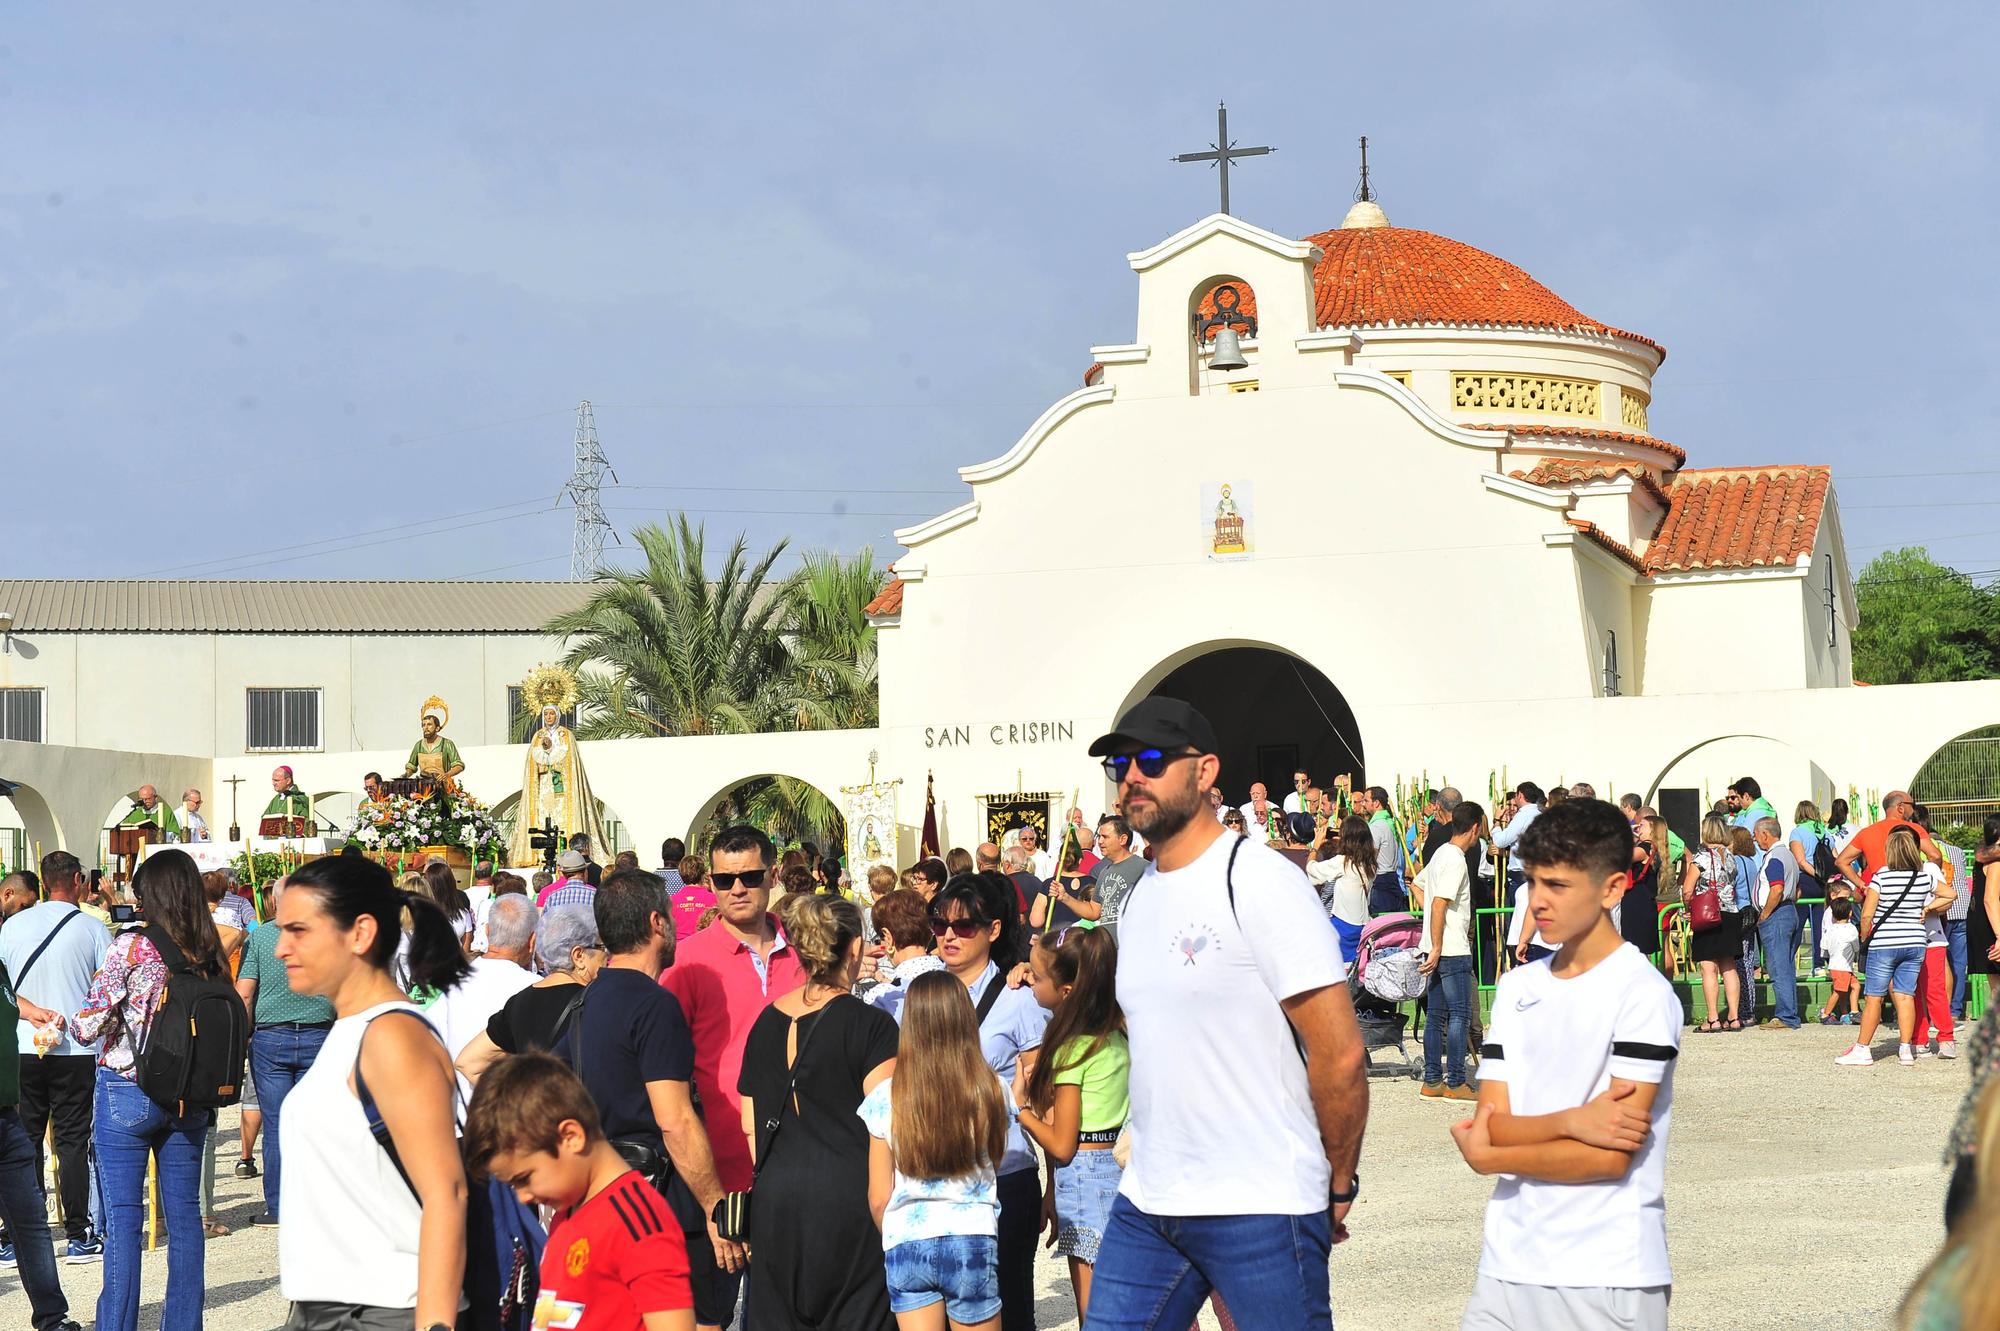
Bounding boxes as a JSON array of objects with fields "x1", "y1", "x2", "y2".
[
  {"x1": 1843, "y1": 817, "x2": 1931, "y2": 885},
  {"x1": 660, "y1": 916, "x2": 804, "y2": 1192}
]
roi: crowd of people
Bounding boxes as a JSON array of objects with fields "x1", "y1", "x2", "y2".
[{"x1": 0, "y1": 704, "x2": 1997, "y2": 1329}]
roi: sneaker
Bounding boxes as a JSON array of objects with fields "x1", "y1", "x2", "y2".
[
  {"x1": 1917, "y1": 1044, "x2": 1937, "y2": 1059},
  {"x1": 0, "y1": 1241, "x2": 15, "y2": 1268},
  {"x1": 234, "y1": 1158, "x2": 258, "y2": 1179},
  {"x1": 250, "y1": 1213, "x2": 280, "y2": 1228},
  {"x1": 1899, "y1": 1044, "x2": 1916, "y2": 1066},
  {"x1": 1419, "y1": 1082, "x2": 1444, "y2": 1099},
  {"x1": 64, "y1": 1234, "x2": 102, "y2": 1264},
  {"x1": 1443, "y1": 1084, "x2": 1478, "y2": 1102},
  {"x1": 1942, "y1": 1041, "x2": 1960, "y2": 1059},
  {"x1": 1834, "y1": 1044, "x2": 1875, "y2": 1066},
  {"x1": 1759, "y1": 1018, "x2": 1793, "y2": 1031}
]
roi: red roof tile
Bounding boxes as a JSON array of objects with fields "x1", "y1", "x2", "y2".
[
  {"x1": 1564, "y1": 517, "x2": 1647, "y2": 574},
  {"x1": 1511, "y1": 460, "x2": 1672, "y2": 510},
  {"x1": 1303, "y1": 227, "x2": 1663, "y2": 359},
  {"x1": 863, "y1": 578, "x2": 904, "y2": 617},
  {"x1": 1645, "y1": 467, "x2": 1831, "y2": 574},
  {"x1": 1194, "y1": 226, "x2": 1661, "y2": 359},
  {"x1": 1468, "y1": 423, "x2": 1687, "y2": 467}
]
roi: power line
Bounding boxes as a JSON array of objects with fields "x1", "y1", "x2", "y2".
[
  {"x1": 607, "y1": 483, "x2": 963, "y2": 496},
  {"x1": 138, "y1": 496, "x2": 554, "y2": 576}
]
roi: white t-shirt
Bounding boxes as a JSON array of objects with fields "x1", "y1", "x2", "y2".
[
  {"x1": 1478, "y1": 942, "x2": 1680, "y2": 1289},
  {"x1": 1116, "y1": 832, "x2": 1347, "y2": 1216},
  {"x1": 1821, "y1": 919, "x2": 1860, "y2": 972},
  {"x1": 466, "y1": 885, "x2": 495, "y2": 952},
  {"x1": 1504, "y1": 880, "x2": 1551, "y2": 950},
  {"x1": 856, "y1": 1077, "x2": 1009, "y2": 1250},
  {"x1": 1306, "y1": 855, "x2": 1370, "y2": 927},
  {"x1": 1418, "y1": 843, "x2": 1472, "y2": 957},
  {"x1": 425, "y1": 957, "x2": 540, "y2": 1099},
  {"x1": 1868, "y1": 869, "x2": 1933, "y2": 950}
]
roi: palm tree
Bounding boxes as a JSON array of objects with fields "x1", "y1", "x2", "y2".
[
  {"x1": 544, "y1": 516, "x2": 883, "y2": 739},
  {"x1": 707, "y1": 775, "x2": 846, "y2": 852}
]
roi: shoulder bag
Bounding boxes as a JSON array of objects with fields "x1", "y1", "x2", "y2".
[
  {"x1": 1688, "y1": 851, "x2": 1724, "y2": 932},
  {"x1": 712, "y1": 993, "x2": 845, "y2": 1244}
]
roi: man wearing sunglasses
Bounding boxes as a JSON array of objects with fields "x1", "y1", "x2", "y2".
[
  {"x1": 1087, "y1": 697, "x2": 1367, "y2": 1331},
  {"x1": 661, "y1": 825, "x2": 806, "y2": 1330}
]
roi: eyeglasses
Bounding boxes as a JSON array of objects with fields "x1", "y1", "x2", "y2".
[
  {"x1": 711, "y1": 869, "x2": 768, "y2": 891},
  {"x1": 929, "y1": 917, "x2": 988, "y2": 940},
  {"x1": 1101, "y1": 748, "x2": 1198, "y2": 781}
]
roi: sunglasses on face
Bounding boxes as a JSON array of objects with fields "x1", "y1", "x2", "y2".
[
  {"x1": 1101, "y1": 748, "x2": 1198, "y2": 781},
  {"x1": 929, "y1": 917, "x2": 989, "y2": 940},
  {"x1": 711, "y1": 869, "x2": 768, "y2": 891}
]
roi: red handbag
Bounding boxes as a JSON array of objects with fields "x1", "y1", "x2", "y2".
[{"x1": 1688, "y1": 886, "x2": 1722, "y2": 932}]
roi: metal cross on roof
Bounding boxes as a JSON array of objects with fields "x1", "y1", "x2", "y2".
[{"x1": 1173, "y1": 103, "x2": 1273, "y2": 216}]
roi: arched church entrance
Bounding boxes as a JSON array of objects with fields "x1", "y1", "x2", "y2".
[
  {"x1": 1121, "y1": 645, "x2": 1364, "y2": 806},
  {"x1": 686, "y1": 775, "x2": 846, "y2": 860}
]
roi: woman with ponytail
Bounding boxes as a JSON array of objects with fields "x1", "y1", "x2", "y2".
[
  {"x1": 737, "y1": 894, "x2": 900, "y2": 1330},
  {"x1": 70, "y1": 848, "x2": 232, "y2": 1331},
  {"x1": 272, "y1": 853, "x2": 472, "y2": 1331}
]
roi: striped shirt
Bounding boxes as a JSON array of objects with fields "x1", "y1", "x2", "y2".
[{"x1": 1867, "y1": 868, "x2": 1935, "y2": 949}]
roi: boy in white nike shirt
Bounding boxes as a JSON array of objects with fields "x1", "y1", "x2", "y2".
[{"x1": 1450, "y1": 799, "x2": 1682, "y2": 1331}]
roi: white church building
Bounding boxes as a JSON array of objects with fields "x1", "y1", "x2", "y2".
[{"x1": 3, "y1": 197, "x2": 1996, "y2": 866}]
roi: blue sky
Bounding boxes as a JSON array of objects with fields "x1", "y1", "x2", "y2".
[{"x1": 4, "y1": 4, "x2": 1995, "y2": 581}]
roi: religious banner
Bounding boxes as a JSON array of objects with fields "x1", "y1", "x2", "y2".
[
  {"x1": 840, "y1": 778, "x2": 900, "y2": 882},
  {"x1": 981, "y1": 791, "x2": 1062, "y2": 850},
  {"x1": 1202, "y1": 480, "x2": 1254, "y2": 561}
]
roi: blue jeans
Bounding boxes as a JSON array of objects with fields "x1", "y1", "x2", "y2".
[
  {"x1": 0, "y1": 1108, "x2": 71, "y2": 1330},
  {"x1": 249, "y1": 1023, "x2": 329, "y2": 1218},
  {"x1": 885, "y1": 1234, "x2": 1002, "y2": 1323},
  {"x1": 1947, "y1": 919, "x2": 1970, "y2": 1019},
  {"x1": 1863, "y1": 944, "x2": 1925, "y2": 998},
  {"x1": 1368, "y1": 871, "x2": 1406, "y2": 916},
  {"x1": 95, "y1": 1066, "x2": 210, "y2": 1331},
  {"x1": 1083, "y1": 1195, "x2": 1333, "y2": 1331},
  {"x1": 1422, "y1": 955, "x2": 1475, "y2": 1087},
  {"x1": 1758, "y1": 910, "x2": 1802, "y2": 1027}
]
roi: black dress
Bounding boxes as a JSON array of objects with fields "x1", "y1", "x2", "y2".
[
  {"x1": 1622, "y1": 859, "x2": 1662, "y2": 959},
  {"x1": 737, "y1": 994, "x2": 900, "y2": 1331},
  {"x1": 1969, "y1": 862, "x2": 2000, "y2": 975}
]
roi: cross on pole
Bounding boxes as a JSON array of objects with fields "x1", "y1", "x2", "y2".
[
  {"x1": 224, "y1": 774, "x2": 245, "y2": 842},
  {"x1": 1173, "y1": 102, "x2": 1274, "y2": 216}
]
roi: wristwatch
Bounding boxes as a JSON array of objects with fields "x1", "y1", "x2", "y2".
[{"x1": 1329, "y1": 1172, "x2": 1360, "y2": 1206}]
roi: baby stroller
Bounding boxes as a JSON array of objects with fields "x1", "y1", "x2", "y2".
[{"x1": 1351, "y1": 913, "x2": 1428, "y2": 1079}]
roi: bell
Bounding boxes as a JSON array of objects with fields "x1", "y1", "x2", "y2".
[{"x1": 1208, "y1": 325, "x2": 1248, "y2": 371}]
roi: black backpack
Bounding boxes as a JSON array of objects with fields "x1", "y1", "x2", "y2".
[
  {"x1": 133, "y1": 925, "x2": 250, "y2": 1117},
  {"x1": 1812, "y1": 826, "x2": 1840, "y2": 883}
]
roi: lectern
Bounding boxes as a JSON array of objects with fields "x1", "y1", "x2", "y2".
[{"x1": 106, "y1": 824, "x2": 160, "y2": 887}]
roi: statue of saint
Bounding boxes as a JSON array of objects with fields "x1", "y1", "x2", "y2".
[
  {"x1": 507, "y1": 705, "x2": 608, "y2": 867},
  {"x1": 403, "y1": 696, "x2": 464, "y2": 793}
]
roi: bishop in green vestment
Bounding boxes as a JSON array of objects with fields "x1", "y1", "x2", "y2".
[{"x1": 264, "y1": 766, "x2": 311, "y2": 818}]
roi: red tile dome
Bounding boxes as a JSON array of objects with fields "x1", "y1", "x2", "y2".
[{"x1": 1196, "y1": 214, "x2": 1663, "y2": 359}]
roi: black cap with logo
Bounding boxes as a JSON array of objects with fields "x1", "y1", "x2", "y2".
[{"x1": 1087, "y1": 696, "x2": 1220, "y2": 758}]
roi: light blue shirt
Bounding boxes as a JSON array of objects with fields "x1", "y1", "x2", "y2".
[
  {"x1": 0, "y1": 901, "x2": 112, "y2": 1057},
  {"x1": 1787, "y1": 824, "x2": 1824, "y2": 880},
  {"x1": 1490, "y1": 802, "x2": 1541, "y2": 856},
  {"x1": 895, "y1": 961, "x2": 1047, "y2": 1176}
]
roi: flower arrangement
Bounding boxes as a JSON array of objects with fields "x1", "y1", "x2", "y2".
[{"x1": 344, "y1": 788, "x2": 506, "y2": 860}]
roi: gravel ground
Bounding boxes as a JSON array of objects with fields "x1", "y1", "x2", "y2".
[{"x1": 0, "y1": 1020, "x2": 1963, "y2": 1331}]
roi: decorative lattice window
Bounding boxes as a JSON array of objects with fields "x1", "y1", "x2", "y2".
[
  {"x1": 1382, "y1": 370, "x2": 1411, "y2": 388},
  {"x1": 1621, "y1": 391, "x2": 1650, "y2": 433},
  {"x1": 1227, "y1": 380, "x2": 1261, "y2": 394},
  {"x1": 1451, "y1": 373, "x2": 1600, "y2": 419}
]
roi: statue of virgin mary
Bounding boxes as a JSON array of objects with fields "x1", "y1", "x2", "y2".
[{"x1": 507, "y1": 704, "x2": 610, "y2": 867}]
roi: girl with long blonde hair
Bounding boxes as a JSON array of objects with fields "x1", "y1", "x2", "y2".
[
  {"x1": 859, "y1": 971, "x2": 1011, "y2": 1331},
  {"x1": 1904, "y1": 1081, "x2": 2000, "y2": 1328}
]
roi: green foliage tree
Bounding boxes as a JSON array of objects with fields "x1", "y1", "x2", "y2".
[
  {"x1": 544, "y1": 516, "x2": 882, "y2": 740},
  {"x1": 1853, "y1": 547, "x2": 2000, "y2": 684}
]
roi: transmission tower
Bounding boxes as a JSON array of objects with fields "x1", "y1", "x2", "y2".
[{"x1": 560, "y1": 399, "x2": 620, "y2": 579}]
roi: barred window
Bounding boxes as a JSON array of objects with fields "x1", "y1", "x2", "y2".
[
  {"x1": 246, "y1": 688, "x2": 321, "y2": 751},
  {"x1": 508, "y1": 686, "x2": 577, "y2": 742},
  {"x1": 0, "y1": 688, "x2": 43, "y2": 742}
]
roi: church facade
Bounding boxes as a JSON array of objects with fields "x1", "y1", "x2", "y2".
[{"x1": 4, "y1": 200, "x2": 1997, "y2": 865}]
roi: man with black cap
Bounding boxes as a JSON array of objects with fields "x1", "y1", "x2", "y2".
[{"x1": 1086, "y1": 697, "x2": 1367, "y2": 1331}]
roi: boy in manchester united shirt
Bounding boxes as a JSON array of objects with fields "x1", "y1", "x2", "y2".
[{"x1": 466, "y1": 1053, "x2": 692, "y2": 1331}]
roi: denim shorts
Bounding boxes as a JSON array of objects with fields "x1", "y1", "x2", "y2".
[
  {"x1": 1054, "y1": 1146, "x2": 1123, "y2": 1263},
  {"x1": 884, "y1": 1234, "x2": 1001, "y2": 1323},
  {"x1": 1863, "y1": 943, "x2": 1925, "y2": 998}
]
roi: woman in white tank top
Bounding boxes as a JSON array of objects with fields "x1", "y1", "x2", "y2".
[{"x1": 273, "y1": 854, "x2": 474, "y2": 1331}]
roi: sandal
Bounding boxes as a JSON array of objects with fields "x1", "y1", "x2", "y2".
[
  {"x1": 1724, "y1": 1018, "x2": 1744, "y2": 1031},
  {"x1": 204, "y1": 1218, "x2": 231, "y2": 1238},
  {"x1": 1695, "y1": 1020, "x2": 1721, "y2": 1033}
]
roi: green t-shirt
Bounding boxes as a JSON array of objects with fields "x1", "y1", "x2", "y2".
[
  {"x1": 1052, "y1": 1031, "x2": 1130, "y2": 1133},
  {"x1": 238, "y1": 922, "x2": 336, "y2": 1026}
]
